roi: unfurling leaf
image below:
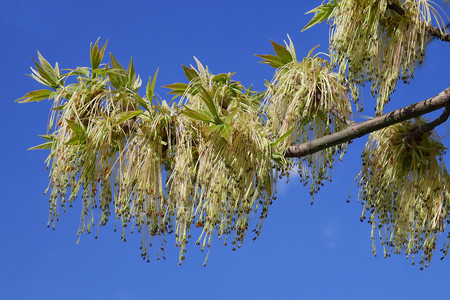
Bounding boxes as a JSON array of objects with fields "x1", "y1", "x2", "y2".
[
  {"x1": 163, "y1": 82, "x2": 189, "y2": 96},
  {"x1": 196, "y1": 85, "x2": 222, "y2": 125},
  {"x1": 146, "y1": 68, "x2": 159, "y2": 102},
  {"x1": 15, "y1": 89, "x2": 53, "y2": 103},
  {"x1": 28, "y1": 141, "x2": 53, "y2": 150},
  {"x1": 65, "y1": 119, "x2": 85, "y2": 136},
  {"x1": 112, "y1": 110, "x2": 143, "y2": 126},
  {"x1": 254, "y1": 54, "x2": 285, "y2": 69},
  {"x1": 90, "y1": 38, "x2": 108, "y2": 70},
  {"x1": 30, "y1": 51, "x2": 62, "y2": 89},
  {"x1": 181, "y1": 106, "x2": 214, "y2": 123},
  {"x1": 301, "y1": 0, "x2": 337, "y2": 32},
  {"x1": 182, "y1": 65, "x2": 199, "y2": 81},
  {"x1": 271, "y1": 41, "x2": 293, "y2": 65},
  {"x1": 108, "y1": 53, "x2": 127, "y2": 89}
]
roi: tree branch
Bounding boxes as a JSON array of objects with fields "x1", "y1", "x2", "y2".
[
  {"x1": 406, "y1": 103, "x2": 450, "y2": 144},
  {"x1": 285, "y1": 87, "x2": 450, "y2": 158},
  {"x1": 387, "y1": 2, "x2": 450, "y2": 42},
  {"x1": 329, "y1": 106, "x2": 355, "y2": 127},
  {"x1": 424, "y1": 24, "x2": 450, "y2": 42}
]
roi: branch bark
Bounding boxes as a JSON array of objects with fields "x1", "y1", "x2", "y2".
[
  {"x1": 425, "y1": 24, "x2": 450, "y2": 42},
  {"x1": 285, "y1": 87, "x2": 450, "y2": 158}
]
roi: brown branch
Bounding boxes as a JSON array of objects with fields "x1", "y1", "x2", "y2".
[
  {"x1": 285, "y1": 87, "x2": 450, "y2": 158},
  {"x1": 424, "y1": 25, "x2": 450, "y2": 42},
  {"x1": 407, "y1": 104, "x2": 450, "y2": 144},
  {"x1": 329, "y1": 107, "x2": 355, "y2": 127},
  {"x1": 387, "y1": 2, "x2": 450, "y2": 42},
  {"x1": 387, "y1": 2, "x2": 405, "y2": 16}
]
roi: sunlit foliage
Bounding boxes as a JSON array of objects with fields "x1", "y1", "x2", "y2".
[
  {"x1": 257, "y1": 40, "x2": 352, "y2": 197},
  {"x1": 17, "y1": 0, "x2": 450, "y2": 268}
]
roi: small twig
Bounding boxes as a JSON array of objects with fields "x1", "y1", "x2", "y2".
[
  {"x1": 409, "y1": 104, "x2": 450, "y2": 142},
  {"x1": 387, "y1": 2, "x2": 405, "y2": 16},
  {"x1": 329, "y1": 106, "x2": 355, "y2": 127},
  {"x1": 425, "y1": 24, "x2": 450, "y2": 42}
]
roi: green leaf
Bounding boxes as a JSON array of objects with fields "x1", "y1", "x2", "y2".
[
  {"x1": 181, "y1": 106, "x2": 214, "y2": 123},
  {"x1": 113, "y1": 110, "x2": 143, "y2": 126},
  {"x1": 37, "y1": 51, "x2": 60, "y2": 84},
  {"x1": 126, "y1": 57, "x2": 136, "y2": 86},
  {"x1": 15, "y1": 89, "x2": 53, "y2": 103},
  {"x1": 38, "y1": 134, "x2": 55, "y2": 141},
  {"x1": 301, "y1": 1, "x2": 337, "y2": 32},
  {"x1": 182, "y1": 65, "x2": 199, "y2": 81},
  {"x1": 254, "y1": 54, "x2": 285, "y2": 69},
  {"x1": 65, "y1": 119, "x2": 85, "y2": 136},
  {"x1": 212, "y1": 73, "x2": 229, "y2": 84},
  {"x1": 30, "y1": 51, "x2": 61, "y2": 89},
  {"x1": 163, "y1": 82, "x2": 189, "y2": 95},
  {"x1": 206, "y1": 124, "x2": 232, "y2": 143},
  {"x1": 51, "y1": 104, "x2": 66, "y2": 111},
  {"x1": 223, "y1": 109, "x2": 238, "y2": 124},
  {"x1": 206, "y1": 124, "x2": 222, "y2": 134},
  {"x1": 271, "y1": 41, "x2": 293, "y2": 65},
  {"x1": 71, "y1": 67, "x2": 91, "y2": 77},
  {"x1": 133, "y1": 92, "x2": 149, "y2": 112},
  {"x1": 270, "y1": 126, "x2": 295, "y2": 148},
  {"x1": 28, "y1": 141, "x2": 53, "y2": 150},
  {"x1": 220, "y1": 124, "x2": 232, "y2": 143},
  {"x1": 90, "y1": 38, "x2": 108, "y2": 70},
  {"x1": 108, "y1": 53, "x2": 127, "y2": 89},
  {"x1": 271, "y1": 151, "x2": 287, "y2": 166},
  {"x1": 65, "y1": 135, "x2": 86, "y2": 145},
  {"x1": 196, "y1": 85, "x2": 222, "y2": 125},
  {"x1": 110, "y1": 53, "x2": 124, "y2": 70},
  {"x1": 146, "y1": 68, "x2": 159, "y2": 101}
]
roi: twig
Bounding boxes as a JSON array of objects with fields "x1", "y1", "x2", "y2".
[{"x1": 329, "y1": 106, "x2": 355, "y2": 127}]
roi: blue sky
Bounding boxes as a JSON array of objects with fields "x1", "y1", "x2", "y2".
[{"x1": 1, "y1": 1, "x2": 450, "y2": 299}]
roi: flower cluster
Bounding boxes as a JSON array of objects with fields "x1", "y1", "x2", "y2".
[{"x1": 358, "y1": 119, "x2": 450, "y2": 267}]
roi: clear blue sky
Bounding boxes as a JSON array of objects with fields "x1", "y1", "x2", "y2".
[{"x1": 1, "y1": 1, "x2": 450, "y2": 299}]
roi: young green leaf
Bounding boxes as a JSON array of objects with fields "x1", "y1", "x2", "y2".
[
  {"x1": 65, "y1": 119, "x2": 85, "y2": 136},
  {"x1": 108, "y1": 53, "x2": 127, "y2": 89},
  {"x1": 126, "y1": 57, "x2": 136, "y2": 86},
  {"x1": 163, "y1": 82, "x2": 189, "y2": 96},
  {"x1": 301, "y1": 1, "x2": 337, "y2": 32},
  {"x1": 223, "y1": 109, "x2": 238, "y2": 125},
  {"x1": 133, "y1": 91, "x2": 149, "y2": 112},
  {"x1": 65, "y1": 135, "x2": 86, "y2": 145},
  {"x1": 28, "y1": 141, "x2": 53, "y2": 150},
  {"x1": 112, "y1": 110, "x2": 143, "y2": 126},
  {"x1": 90, "y1": 38, "x2": 108, "y2": 70},
  {"x1": 182, "y1": 65, "x2": 199, "y2": 81},
  {"x1": 254, "y1": 54, "x2": 285, "y2": 69},
  {"x1": 146, "y1": 68, "x2": 159, "y2": 101},
  {"x1": 30, "y1": 52, "x2": 61, "y2": 89},
  {"x1": 51, "y1": 104, "x2": 66, "y2": 111},
  {"x1": 271, "y1": 41, "x2": 293, "y2": 65},
  {"x1": 196, "y1": 85, "x2": 222, "y2": 124},
  {"x1": 270, "y1": 126, "x2": 295, "y2": 148},
  {"x1": 219, "y1": 123, "x2": 232, "y2": 143},
  {"x1": 211, "y1": 73, "x2": 229, "y2": 84},
  {"x1": 15, "y1": 89, "x2": 53, "y2": 103},
  {"x1": 181, "y1": 106, "x2": 214, "y2": 123},
  {"x1": 38, "y1": 134, "x2": 55, "y2": 141}
]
